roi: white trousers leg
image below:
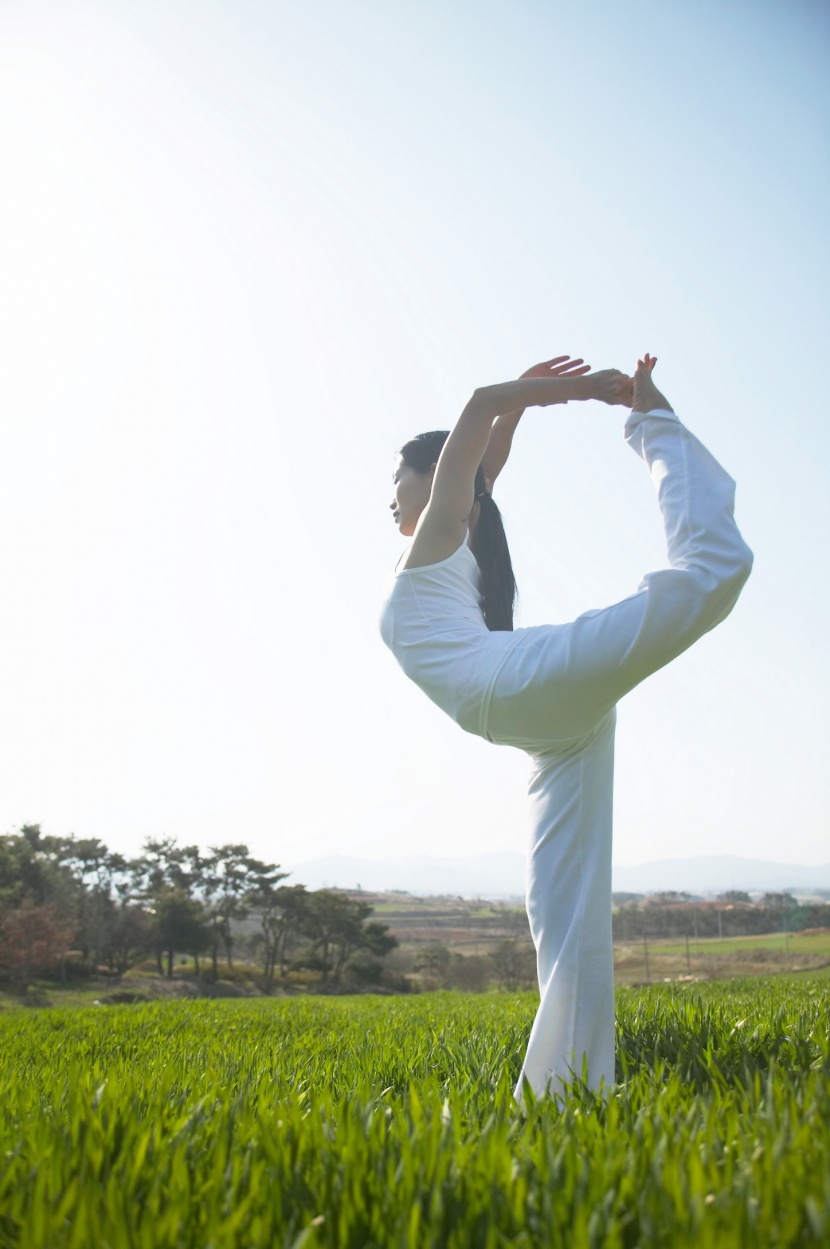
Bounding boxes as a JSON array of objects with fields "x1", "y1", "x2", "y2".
[
  {"x1": 484, "y1": 409, "x2": 753, "y2": 1101},
  {"x1": 517, "y1": 710, "x2": 617, "y2": 1101}
]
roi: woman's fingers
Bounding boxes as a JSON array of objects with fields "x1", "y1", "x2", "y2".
[{"x1": 520, "y1": 355, "x2": 590, "y2": 379}]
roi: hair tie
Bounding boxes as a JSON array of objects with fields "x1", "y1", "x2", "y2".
[{"x1": 476, "y1": 490, "x2": 490, "y2": 501}]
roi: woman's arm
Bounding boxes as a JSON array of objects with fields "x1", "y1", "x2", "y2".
[
  {"x1": 479, "y1": 407, "x2": 525, "y2": 492},
  {"x1": 403, "y1": 369, "x2": 629, "y2": 569},
  {"x1": 481, "y1": 356, "x2": 590, "y2": 489}
]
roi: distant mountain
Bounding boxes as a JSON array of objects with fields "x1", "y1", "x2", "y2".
[
  {"x1": 611, "y1": 856, "x2": 830, "y2": 896},
  {"x1": 284, "y1": 852, "x2": 527, "y2": 899},
  {"x1": 284, "y1": 853, "x2": 830, "y2": 899}
]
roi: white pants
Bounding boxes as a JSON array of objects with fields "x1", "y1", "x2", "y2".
[{"x1": 483, "y1": 409, "x2": 753, "y2": 1100}]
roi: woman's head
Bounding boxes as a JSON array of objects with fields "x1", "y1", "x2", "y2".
[
  {"x1": 390, "y1": 430, "x2": 448, "y2": 537},
  {"x1": 390, "y1": 429, "x2": 517, "y2": 632}
]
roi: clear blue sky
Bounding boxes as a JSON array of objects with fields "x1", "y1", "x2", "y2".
[{"x1": 0, "y1": 0, "x2": 827, "y2": 871}]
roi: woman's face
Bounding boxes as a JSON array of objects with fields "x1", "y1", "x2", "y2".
[{"x1": 390, "y1": 456, "x2": 435, "y2": 537}]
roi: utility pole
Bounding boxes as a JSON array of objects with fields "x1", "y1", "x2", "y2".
[
  {"x1": 643, "y1": 931, "x2": 650, "y2": 984},
  {"x1": 685, "y1": 933, "x2": 691, "y2": 975}
]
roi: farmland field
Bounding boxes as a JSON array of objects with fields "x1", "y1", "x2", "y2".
[
  {"x1": 612, "y1": 930, "x2": 830, "y2": 984},
  {"x1": 0, "y1": 979, "x2": 828, "y2": 1247},
  {"x1": 652, "y1": 932, "x2": 830, "y2": 959}
]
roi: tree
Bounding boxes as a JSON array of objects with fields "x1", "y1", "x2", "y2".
[
  {"x1": 491, "y1": 940, "x2": 537, "y2": 992},
  {"x1": 302, "y1": 892, "x2": 398, "y2": 985},
  {"x1": 105, "y1": 903, "x2": 153, "y2": 976},
  {"x1": 446, "y1": 953, "x2": 493, "y2": 992},
  {"x1": 414, "y1": 942, "x2": 452, "y2": 986},
  {"x1": 246, "y1": 880, "x2": 305, "y2": 989},
  {"x1": 717, "y1": 890, "x2": 752, "y2": 904},
  {"x1": 151, "y1": 891, "x2": 211, "y2": 978},
  {"x1": 0, "y1": 824, "x2": 75, "y2": 911},
  {"x1": 204, "y1": 844, "x2": 257, "y2": 973},
  {"x1": 361, "y1": 921, "x2": 398, "y2": 966},
  {"x1": 0, "y1": 900, "x2": 75, "y2": 987},
  {"x1": 135, "y1": 837, "x2": 184, "y2": 897},
  {"x1": 761, "y1": 892, "x2": 797, "y2": 909},
  {"x1": 129, "y1": 838, "x2": 211, "y2": 974},
  {"x1": 59, "y1": 837, "x2": 128, "y2": 969}
]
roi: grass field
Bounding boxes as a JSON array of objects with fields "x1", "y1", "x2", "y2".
[{"x1": 0, "y1": 978, "x2": 828, "y2": 1247}]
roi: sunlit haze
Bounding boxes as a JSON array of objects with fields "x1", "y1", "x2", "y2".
[{"x1": 1, "y1": 0, "x2": 827, "y2": 878}]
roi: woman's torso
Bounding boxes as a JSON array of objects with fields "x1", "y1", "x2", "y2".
[{"x1": 379, "y1": 541, "x2": 516, "y2": 734}]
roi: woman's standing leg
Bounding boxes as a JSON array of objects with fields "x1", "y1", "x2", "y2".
[{"x1": 515, "y1": 710, "x2": 616, "y2": 1101}]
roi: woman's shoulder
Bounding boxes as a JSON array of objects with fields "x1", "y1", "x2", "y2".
[
  {"x1": 397, "y1": 501, "x2": 471, "y2": 574},
  {"x1": 395, "y1": 536, "x2": 474, "y2": 577}
]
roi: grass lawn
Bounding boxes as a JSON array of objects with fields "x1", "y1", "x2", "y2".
[{"x1": 0, "y1": 978, "x2": 827, "y2": 1247}]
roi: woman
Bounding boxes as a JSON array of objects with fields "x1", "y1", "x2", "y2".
[{"x1": 380, "y1": 354, "x2": 753, "y2": 1100}]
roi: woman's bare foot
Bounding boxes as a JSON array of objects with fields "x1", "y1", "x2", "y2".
[{"x1": 632, "y1": 353, "x2": 673, "y2": 413}]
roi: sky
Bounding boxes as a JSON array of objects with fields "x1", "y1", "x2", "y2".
[{"x1": 0, "y1": 0, "x2": 827, "y2": 879}]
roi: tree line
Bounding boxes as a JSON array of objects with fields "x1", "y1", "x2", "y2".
[
  {"x1": 0, "y1": 825, "x2": 396, "y2": 989},
  {"x1": 612, "y1": 891, "x2": 830, "y2": 942}
]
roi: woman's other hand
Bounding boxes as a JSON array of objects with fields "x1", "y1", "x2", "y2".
[{"x1": 519, "y1": 355, "x2": 591, "y2": 381}]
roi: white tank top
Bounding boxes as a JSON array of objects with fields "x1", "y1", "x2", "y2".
[{"x1": 379, "y1": 541, "x2": 516, "y2": 734}]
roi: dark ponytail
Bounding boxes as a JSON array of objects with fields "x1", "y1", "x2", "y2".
[
  {"x1": 398, "y1": 430, "x2": 517, "y2": 632},
  {"x1": 470, "y1": 468, "x2": 516, "y2": 632}
]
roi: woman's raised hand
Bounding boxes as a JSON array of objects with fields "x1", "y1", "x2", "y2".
[
  {"x1": 519, "y1": 355, "x2": 591, "y2": 380},
  {"x1": 584, "y1": 368, "x2": 633, "y2": 406},
  {"x1": 632, "y1": 354, "x2": 673, "y2": 413},
  {"x1": 515, "y1": 358, "x2": 634, "y2": 406}
]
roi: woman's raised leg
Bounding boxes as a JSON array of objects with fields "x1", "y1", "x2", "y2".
[{"x1": 486, "y1": 360, "x2": 753, "y2": 748}]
